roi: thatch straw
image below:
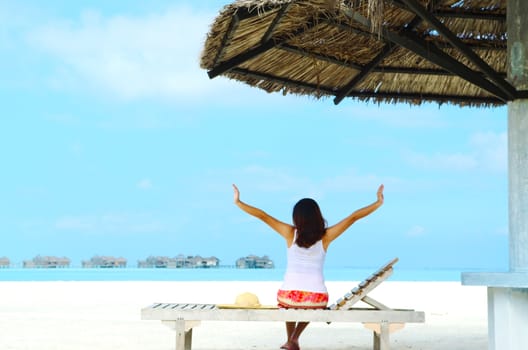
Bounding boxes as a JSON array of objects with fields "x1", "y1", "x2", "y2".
[{"x1": 200, "y1": 0, "x2": 508, "y2": 107}]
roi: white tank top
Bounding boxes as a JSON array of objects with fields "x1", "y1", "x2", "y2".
[{"x1": 280, "y1": 232, "x2": 327, "y2": 293}]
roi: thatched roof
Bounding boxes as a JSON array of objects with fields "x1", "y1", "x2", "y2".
[{"x1": 200, "y1": 0, "x2": 525, "y2": 107}]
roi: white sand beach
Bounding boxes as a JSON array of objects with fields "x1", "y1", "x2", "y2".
[{"x1": 0, "y1": 281, "x2": 487, "y2": 350}]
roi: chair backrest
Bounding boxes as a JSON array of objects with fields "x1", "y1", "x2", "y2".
[{"x1": 328, "y1": 257, "x2": 399, "y2": 310}]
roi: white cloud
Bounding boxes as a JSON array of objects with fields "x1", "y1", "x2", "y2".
[
  {"x1": 54, "y1": 212, "x2": 164, "y2": 234},
  {"x1": 405, "y1": 151, "x2": 478, "y2": 172},
  {"x1": 470, "y1": 131, "x2": 507, "y2": 173},
  {"x1": 26, "y1": 6, "x2": 243, "y2": 102},
  {"x1": 240, "y1": 165, "x2": 315, "y2": 193},
  {"x1": 44, "y1": 114, "x2": 81, "y2": 126},
  {"x1": 55, "y1": 216, "x2": 94, "y2": 231},
  {"x1": 321, "y1": 169, "x2": 399, "y2": 193},
  {"x1": 406, "y1": 225, "x2": 426, "y2": 237},
  {"x1": 137, "y1": 178, "x2": 153, "y2": 190},
  {"x1": 96, "y1": 115, "x2": 180, "y2": 130},
  {"x1": 69, "y1": 141, "x2": 84, "y2": 156},
  {"x1": 20, "y1": 4, "x2": 327, "y2": 108},
  {"x1": 494, "y1": 226, "x2": 508, "y2": 236},
  {"x1": 404, "y1": 130, "x2": 506, "y2": 173},
  {"x1": 229, "y1": 165, "x2": 398, "y2": 201}
]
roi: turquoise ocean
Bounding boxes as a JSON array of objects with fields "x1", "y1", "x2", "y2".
[{"x1": 0, "y1": 267, "x2": 472, "y2": 282}]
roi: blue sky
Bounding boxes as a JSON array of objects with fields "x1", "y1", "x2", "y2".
[{"x1": 0, "y1": 0, "x2": 509, "y2": 270}]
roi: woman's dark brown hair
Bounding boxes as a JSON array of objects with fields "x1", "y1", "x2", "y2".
[{"x1": 292, "y1": 198, "x2": 327, "y2": 248}]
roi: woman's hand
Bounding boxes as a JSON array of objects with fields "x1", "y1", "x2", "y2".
[
  {"x1": 377, "y1": 184, "x2": 384, "y2": 205},
  {"x1": 232, "y1": 184, "x2": 240, "y2": 204}
]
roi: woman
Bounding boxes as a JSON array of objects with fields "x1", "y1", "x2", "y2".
[{"x1": 232, "y1": 184, "x2": 384, "y2": 350}]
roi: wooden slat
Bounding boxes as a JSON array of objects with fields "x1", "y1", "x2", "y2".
[
  {"x1": 182, "y1": 304, "x2": 198, "y2": 310},
  {"x1": 199, "y1": 304, "x2": 216, "y2": 310},
  {"x1": 328, "y1": 258, "x2": 399, "y2": 310},
  {"x1": 362, "y1": 296, "x2": 390, "y2": 310}
]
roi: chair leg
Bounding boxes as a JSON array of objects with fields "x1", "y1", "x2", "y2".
[
  {"x1": 163, "y1": 320, "x2": 198, "y2": 350},
  {"x1": 372, "y1": 322, "x2": 390, "y2": 350},
  {"x1": 175, "y1": 320, "x2": 193, "y2": 350},
  {"x1": 184, "y1": 327, "x2": 193, "y2": 350}
]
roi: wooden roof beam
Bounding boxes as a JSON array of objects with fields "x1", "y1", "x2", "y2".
[
  {"x1": 334, "y1": 45, "x2": 395, "y2": 105},
  {"x1": 399, "y1": 0, "x2": 515, "y2": 99},
  {"x1": 517, "y1": 90, "x2": 528, "y2": 99},
  {"x1": 341, "y1": 9, "x2": 509, "y2": 102},
  {"x1": 326, "y1": 18, "x2": 504, "y2": 51},
  {"x1": 207, "y1": 18, "x2": 319, "y2": 79},
  {"x1": 434, "y1": 9, "x2": 505, "y2": 22},
  {"x1": 261, "y1": 3, "x2": 292, "y2": 43},
  {"x1": 392, "y1": 31, "x2": 509, "y2": 101},
  {"x1": 390, "y1": 0, "x2": 505, "y2": 21},
  {"x1": 212, "y1": 13, "x2": 240, "y2": 67},
  {"x1": 333, "y1": 7, "x2": 430, "y2": 105},
  {"x1": 434, "y1": 40, "x2": 506, "y2": 51}
]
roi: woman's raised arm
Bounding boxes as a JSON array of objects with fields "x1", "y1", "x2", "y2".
[
  {"x1": 323, "y1": 184, "x2": 384, "y2": 249},
  {"x1": 233, "y1": 184, "x2": 294, "y2": 241}
]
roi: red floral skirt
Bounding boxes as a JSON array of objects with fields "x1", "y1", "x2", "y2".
[{"x1": 277, "y1": 289, "x2": 329, "y2": 309}]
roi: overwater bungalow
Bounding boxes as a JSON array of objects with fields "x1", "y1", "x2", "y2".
[
  {"x1": 188, "y1": 255, "x2": 220, "y2": 268},
  {"x1": 82, "y1": 255, "x2": 127, "y2": 268},
  {"x1": 0, "y1": 257, "x2": 9, "y2": 268},
  {"x1": 137, "y1": 256, "x2": 177, "y2": 268},
  {"x1": 138, "y1": 255, "x2": 220, "y2": 268},
  {"x1": 23, "y1": 255, "x2": 70, "y2": 268},
  {"x1": 236, "y1": 255, "x2": 274, "y2": 269}
]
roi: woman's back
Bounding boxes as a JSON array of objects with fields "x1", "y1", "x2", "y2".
[{"x1": 281, "y1": 236, "x2": 327, "y2": 293}]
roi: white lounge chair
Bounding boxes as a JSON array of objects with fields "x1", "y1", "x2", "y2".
[{"x1": 141, "y1": 258, "x2": 424, "y2": 350}]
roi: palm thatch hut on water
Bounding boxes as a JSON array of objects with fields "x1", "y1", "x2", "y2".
[
  {"x1": 200, "y1": 1, "x2": 528, "y2": 349},
  {"x1": 82, "y1": 255, "x2": 127, "y2": 268},
  {"x1": 137, "y1": 255, "x2": 220, "y2": 268},
  {"x1": 236, "y1": 254, "x2": 275, "y2": 268},
  {"x1": 23, "y1": 255, "x2": 71, "y2": 268},
  {"x1": 0, "y1": 257, "x2": 10, "y2": 268}
]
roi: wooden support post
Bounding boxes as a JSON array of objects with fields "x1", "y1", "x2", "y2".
[
  {"x1": 168, "y1": 320, "x2": 197, "y2": 350},
  {"x1": 174, "y1": 320, "x2": 186, "y2": 350},
  {"x1": 184, "y1": 328, "x2": 193, "y2": 350},
  {"x1": 508, "y1": 0, "x2": 528, "y2": 274},
  {"x1": 373, "y1": 331, "x2": 380, "y2": 350},
  {"x1": 487, "y1": 287, "x2": 528, "y2": 349},
  {"x1": 508, "y1": 100, "x2": 528, "y2": 273},
  {"x1": 372, "y1": 322, "x2": 390, "y2": 350},
  {"x1": 481, "y1": 1, "x2": 528, "y2": 349},
  {"x1": 364, "y1": 321, "x2": 403, "y2": 350}
]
